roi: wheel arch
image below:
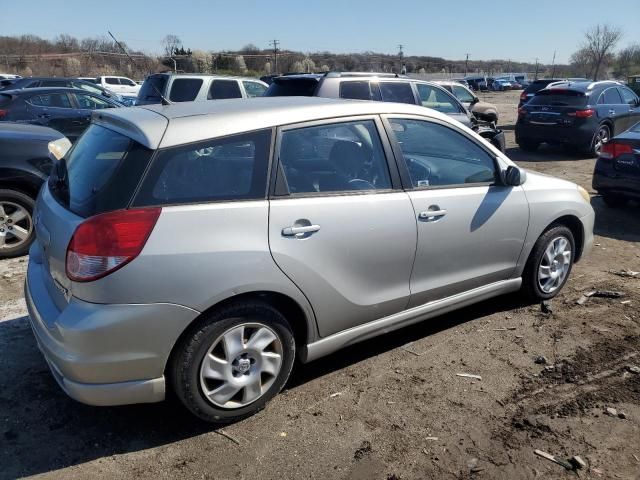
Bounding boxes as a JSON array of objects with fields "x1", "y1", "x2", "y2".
[{"x1": 541, "y1": 214, "x2": 585, "y2": 262}]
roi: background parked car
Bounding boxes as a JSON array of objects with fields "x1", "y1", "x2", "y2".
[
  {"x1": 0, "y1": 76, "x2": 123, "y2": 101},
  {"x1": 464, "y1": 76, "x2": 488, "y2": 91},
  {"x1": 0, "y1": 123, "x2": 67, "y2": 258},
  {"x1": 593, "y1": 121, "x2": 640, "y2": 207},
  {"x1": 491, "y1": 79, "x2": 512, "y2": 91},
  {"x1": 518, "y1": 78, "x2": 589, "y2": 108},
  {"x1": 264, "y1": 72, "x2": 506, "y2": 151},
  {"x1": 96, "y1": 75, "x2": 141, "y2": 96},
  {"x1": 434, "y1": 80, "x2": 499, "y2": 123},
  {"x1": 515, "y1": 81, "x2": 640, "y2": 156},
  {"x1": 136, "y1": 73, "x2": 268, "y2": 105},
  {"x1": 0, "y1": 87, "x2": 122, "y2": 142}
]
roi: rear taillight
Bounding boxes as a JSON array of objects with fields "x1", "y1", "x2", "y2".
[
  {"x1": 600, "y1": 142, "x2": 633, "y2": 159},
  {"x1": 66, "y1": 207, "x2": 161, "y2": 282},
  {"x1": 568, "y1": 109, "x2": 594, "y2": 118},
  {"x1": 517, "y1": 107, "x2": 527, "y2": 116},
  {"x1": 519, "y1": 92, "x2": 527, "y2": 101},
  {"x1": 0, "y1": 109, "x2": 8, "y2": 118}
]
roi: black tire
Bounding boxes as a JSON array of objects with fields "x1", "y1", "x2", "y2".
[
  {"x1": 170, "y1": 301, "x2": 295, "y2": 424},
  {"x1": 518, "y1": 140, "x2": 540, "y2": 152},
  {"x1": 521, "y1": 225, "x2": 575, "y2": 301},
  {"x1": 0, "y1": 189, "x2": 36, "y2": 259},
  {"x1": 586, "y1": 124, "x2": 610, "y2": 157},
  {"x1": 602, "y1": 195, "x2": 628, "y2": 208}
]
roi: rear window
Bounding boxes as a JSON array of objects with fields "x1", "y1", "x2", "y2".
[
  {"x1": 208, "y1": 80, "x2": 242, "y2": 99},
  {"x1": 528, "y1": 90, "x2": 587, "y2": 107},
  {"x1": 138, "y1": 75, "x2": 169, "y2": 102},
  {"x1": 264, "y1": 78, "x2": 319, "y2": 96},
  {"x1": 134, "y1": 129, "x2": 272, "y2": 206},
  {"x1": 48, "y1": 125, "x2": 153, "y2": 217},
  {"x1": 169, "y1": 78, "x2": 203, "y2": 102},
  {"x1": 339, "y1": 81, "x2": 382, "y2": 101}
]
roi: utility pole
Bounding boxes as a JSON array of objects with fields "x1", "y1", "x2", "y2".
[
  {"x1": 550, "y1": 50, "x2": 557, "y2": 78},
  {"x1": 269, "y1": 39, "x2": 279, "y2": 74},
  {"x1": 398, "y1": 44, "x2": 404, "y2": 73},
  {"x1": 464, "y1": 53, "x2": 469, "y2": 77},
  {"x1": 534, "y1": 57, "x2": 539, "y2": 80}
]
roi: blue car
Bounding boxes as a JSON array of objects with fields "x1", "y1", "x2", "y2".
[
  {"x1": 593, "y1": 121, "x2": 640, "y2": 207},
  {"x1": 0, "y1": 87, "x2": 122, "y2": 142}
]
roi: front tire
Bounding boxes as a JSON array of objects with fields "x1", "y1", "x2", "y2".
[
  {"x1": 170, "y1": 301, "x2": 295, "y2": 424},
  {"x1": 0, "y1": 189, "x2": 35, "y2": 259},
  {"x1": 522, "y1": 225, "x2": 575, "y2": 301}
]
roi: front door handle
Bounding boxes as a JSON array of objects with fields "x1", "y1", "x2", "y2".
[
  {"x1": 418, "y1": 209, "x2": 447, "y2": 220},
  {"x1": 282, "y1": 224, "x2": 321, "y2": 237}
]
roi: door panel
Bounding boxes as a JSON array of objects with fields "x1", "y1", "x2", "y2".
[
  {"x1": 407, "y1": 186, "x2": 529, "y2": 306},
  {"x1": 269, "y1": 193, "x2": 416, "y2": 337}
]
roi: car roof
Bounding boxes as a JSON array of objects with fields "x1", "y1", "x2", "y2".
[
  {"x1": 148, "y1": 72, "x2": 260, "y2": 81},
  {"x1": 0, "y1": 121, "x2": 65, "y2": 141},
  {"x1": 92, "y1": 96, "x2": 453, "y2": 149},
  {"x1": 2, "y1": 86, "x2": 106, "y2": 95},
  {"x1": 542, "y1": 80, "x2": 621, "y2": 93}
]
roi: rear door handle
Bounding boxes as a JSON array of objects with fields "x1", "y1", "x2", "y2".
[
  {"x1": 608, "y1": 109, "x2": 616, "y2": 115},
  {"x1": 282, "y1": 225, "x2": 321, "y2": 236},
  {"x1": 418, "y1": 209, "x2": 447, "y2": 220}
]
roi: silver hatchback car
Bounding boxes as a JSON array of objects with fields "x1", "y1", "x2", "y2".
[{"x1": 26, "y1": 97, "x2": 594, "y2": 423}]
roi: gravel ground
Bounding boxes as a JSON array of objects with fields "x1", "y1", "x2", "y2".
[{"x1": 1, "y1": 90, "x2": 639, "y2": 480}]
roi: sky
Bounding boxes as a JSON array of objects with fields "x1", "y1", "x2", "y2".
[{"x1": 1, "y1": 0, "x2": 638, "y2": 64}]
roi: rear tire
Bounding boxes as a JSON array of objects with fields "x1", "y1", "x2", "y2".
[
  {"x1": 521, "y1": 225, "x2": 575, "y2": 301},
  {"x1": 170, "y1": 301, "x2": 295, "y2": 424},
  {"x1": 602, "y1": 195, "x2": 628, "y2": 208},
  {"x1": 587, "y1": 124, "x2": 610, "y2": 157},
  {"x1": 0, "y1": 189, "x2": 35, "y2": 259},
  {"x1": 518, "y1": 140, "x2": 540, "y2": 152}
]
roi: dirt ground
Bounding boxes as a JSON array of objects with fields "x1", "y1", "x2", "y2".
[{"x1": 1, "y1": 90, "x2": 639, "y2": 480}]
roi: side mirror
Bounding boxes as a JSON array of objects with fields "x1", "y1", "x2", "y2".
[
  {"x1": 504, "y1": 165, "x2": 526, "y2": 186},
  {"x1": 470, "y1": 96, "x2": 479, "y2": 105}
]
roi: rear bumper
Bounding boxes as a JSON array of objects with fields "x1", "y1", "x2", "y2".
[
  {"x1": 515, "y1": 122, "x2": 594, "y2": 147},
  {"x1": 593, "y1": 162, "x2": 640, "y2": 199},
  {"x1": 25, "y1": 258, "x2": 199, "y2": 406}
]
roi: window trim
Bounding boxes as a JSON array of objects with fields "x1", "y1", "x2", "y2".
[
  {"x1": 269, "y1": 114, "x2": 403, "y2": 199},
  {"x1": 380, "y1": 114, "x2": 504, "y2": 191}
]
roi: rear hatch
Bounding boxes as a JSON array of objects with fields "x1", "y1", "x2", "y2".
[
  {"x1": 136, "y1": 74, "x2": 169, "y2": 105},
  {"x1": 34, "y1": 124, "x2": 155, "y2": 313},
  {"x1": 521, "y1": 89, "x2": 589, "y2": 126}
]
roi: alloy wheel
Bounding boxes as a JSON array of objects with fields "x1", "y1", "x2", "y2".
[
  {"x1": 594, "y1": 126, "x2": 610, "y2": 155},
  {"x1": 0, "y1": 202, "x2": 32, "y2": 251},
  {"x1": 537, "y1": 236, "x2": 572, "y2": 294}
]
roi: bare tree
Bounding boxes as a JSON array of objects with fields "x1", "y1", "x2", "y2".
[
  {"x1": 162, "y1": 34, "x2": 182, "y2": 57},
  {"x1": 582, "y1": 24, "x2": 623, "y2": 80}
]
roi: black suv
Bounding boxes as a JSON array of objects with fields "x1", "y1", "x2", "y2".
[
  {"x1": 0, "y1": 123, "x2": 65, "y2": 257},
  {"x1": 518, "y1": 78, "x2": 588, "y2": 108},
  {"x1": 515, "y1": 81, "x2": 640, "y2": 156}
]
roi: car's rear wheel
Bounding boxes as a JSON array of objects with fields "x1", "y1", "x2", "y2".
[
  {"x1": 170, "y1": 301, "x2": 295, "y2": 424},
  {"x1": 522, "y1": 225, "x2": 575, "y2": 301},
  {"x1": 602, "y1": 194, "x2": 628, "y2": 208},
  {"x1": 588, "y1": 124, "x2": 610, "y2": 157},
  {"x1": 0, "y1": 189, "x2": 35, "y2": 259},
  {"x1": 518, "y1": 140, "x2": 540, "y2": 152}
]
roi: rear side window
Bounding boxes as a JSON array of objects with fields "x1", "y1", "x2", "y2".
[
  {"x1": 242, "y1": 81, "x2": 267, "y2": 97},
  {"x1": 48, "y1": 125, "x2": 153, "y2": 217},
  {"x1": 339, "y1": 81, "x2": 382, "y2": 101},
  {"x1": 208, "y1": 80, "x2": 242, "y2": 99},
  {"x1": 379, "y1": 82, "x2": 415, "y2": 104},
  {"x1": 528, "y1": 91, "x2": 587, "y2": 107},
  {"x1": 264, "y1": 78, "x2": 319, "y2": 96},
  {"x1": 169, "y1": 78, "x2": 203, "y2": 102},
  {"x1": 28, "y1": 93, "x2": 72, "y2": 108},
  {"x1": 599, "y1": 88, "x2": 622, "y2": 105},
  {"x1": 139, "y1": 75, "x2": 169, "y2": 102},
  {"x1": 134, "y1": 129, "x2": 272, "y2": 206}
]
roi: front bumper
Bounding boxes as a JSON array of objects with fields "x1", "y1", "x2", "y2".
[{"x1": 25, "y1": 258, "x2": 198, "y2": 406}]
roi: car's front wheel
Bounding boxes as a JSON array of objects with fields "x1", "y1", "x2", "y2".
[
  {"x1": 170, "y1": 301, "x2": 295, "y2": 424},
  {"x1": 522, "y1": 225, "x2": 575, "y2": 301},
  {"x1": 0, "y1": 189, "x2": 35, "y2": 259}
]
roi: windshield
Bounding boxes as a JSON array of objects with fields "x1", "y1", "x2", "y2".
[
  {"x1": 138, "y1": 75, "x2": 168, "y2": 102},
  {"x1": 48, "y1": 125, "x2": 153, "y2": 217}
]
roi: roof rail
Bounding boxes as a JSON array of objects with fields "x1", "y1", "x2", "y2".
[{"x1": 325, "y1": 71, "x2": 404, "y2": 79}]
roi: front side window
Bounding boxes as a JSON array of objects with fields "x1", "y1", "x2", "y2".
[
  {"x1": 416, "y1": 84, "x2": 461, "y2": 114},
  {"x1": 379, "y1": 82, "x2": 415, "y2": 104},
  {"x1": 27, "y1": 93, "x2": 72, "y2": 108},
  {"x1": 105, "y1": 77, "x2": 120, "y2": 85},
  {"x1": 208, "y1": 80, "x2": 242, "y2": 99},
  {"x1": 452, "y1": 85, "x2": 475, "y2": 103},
  {"x1": 134, "y1": 129, "x2": 272, "y2": 206},
  {"x1": 242, "y1": 81, "x2": 267, "y2": 97},
  {"x1": 620, "y1": 87, "x2": 639, "y2": 105},
  {"x1": 74, "y1": 93, "x2": 112, "y2": 109},
  {"x1": 120, "y1": 78, "x2": 136, "y2": 86},
  {"x1": 169, "y1": 78, "x2": 203, "y2": 102},
  {"x1": 389, "y1": 118, "x2": 496, "y2": 188},
  {"x1": 278, "y1": 119, "x2": 391, "y2": 194},
  {"x1": 339, "y1": 81, "x2": 382, "y2": 101}
]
